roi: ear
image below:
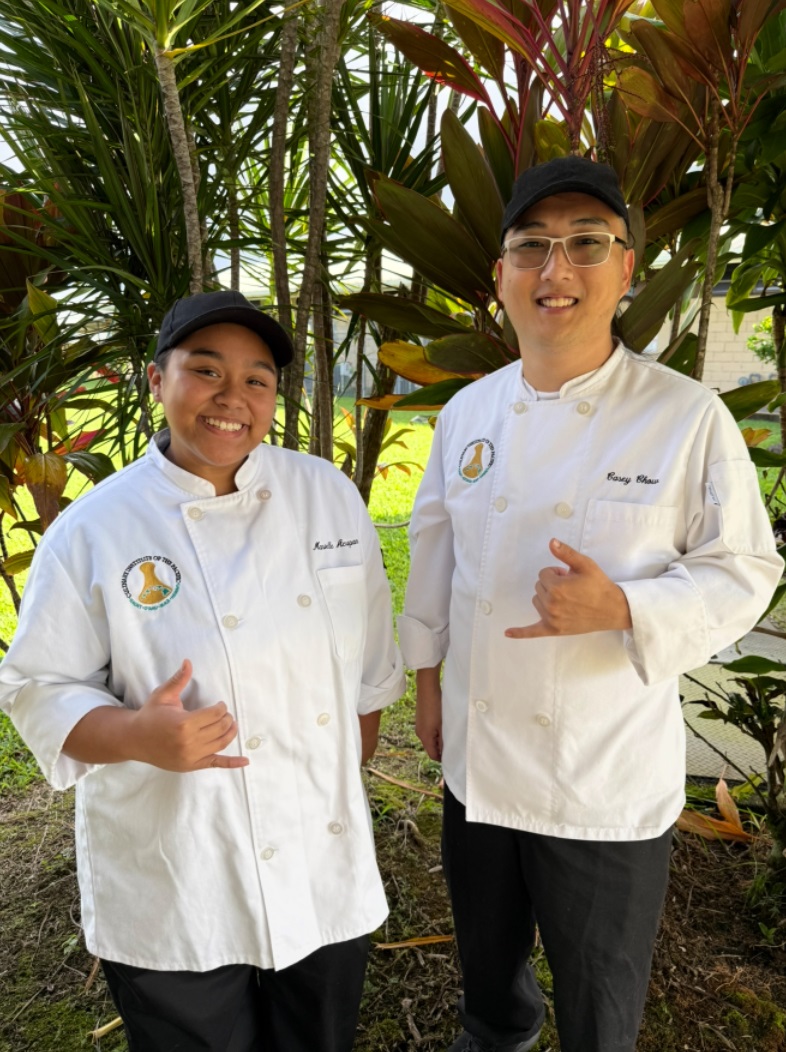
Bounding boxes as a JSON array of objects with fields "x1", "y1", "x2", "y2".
[
  {"x1": 621, "y1": 246, "x2": 635, "y2": 293},
  {"x1": 147, "y1": 360, "x2": 163, "y2": 403},
  {"x1": 495, "y1": 257, "x2": 504, "y2": 306}
]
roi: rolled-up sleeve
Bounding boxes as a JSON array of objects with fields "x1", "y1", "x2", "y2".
[
  {"x1": 620, "y1": 401, "x2": 783, "y2": 686},
  {"x1": 398, "y1": 418, "x2": 454, "y2": 669},
  {"x1": 0, "y1": 545, "x2": 122, "y2": 790}
]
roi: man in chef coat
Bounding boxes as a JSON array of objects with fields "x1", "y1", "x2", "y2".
[
  {"x1": 0, "y1": 290, "x2": 405, "y2": 1052},
  {"x1": 399, "y1": 156, "x2": 782, "y2": 1052}
]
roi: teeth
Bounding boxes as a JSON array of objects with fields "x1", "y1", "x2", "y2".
[
  {"x1": 205, "y1": 417, "x2": 244, "y2": 432},
  {"x1": 539, "y1": 297, "x2": 577, "y2": 307}
]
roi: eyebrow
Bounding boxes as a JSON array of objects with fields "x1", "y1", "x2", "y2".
[
  {"x1": 512, "y1": 216, "x2": 612, "y2": 232},
  {"x1": 184, "y1": 348, "x2": 277, "y2": 375}
]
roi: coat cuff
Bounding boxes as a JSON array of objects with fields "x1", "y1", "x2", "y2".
[{"x1": 397, "y1": 615, "x2": 449, "y2": 669}]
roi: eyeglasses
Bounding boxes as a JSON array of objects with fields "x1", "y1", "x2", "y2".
[{"x1": 501, "y1": 232, "x2": 630, "y2": 270}]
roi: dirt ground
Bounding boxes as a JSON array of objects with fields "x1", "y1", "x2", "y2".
[{"x1": 1, "y1": 723, "x2": 785, "y2": 1052}]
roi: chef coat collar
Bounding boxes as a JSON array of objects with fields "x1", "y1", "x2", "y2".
[
  {"x1": 147, "y1": 430, "x2": 262, "y2": 496},
  {"x1": 517, "y1": 342, "x2": 626, "y2": 402}
]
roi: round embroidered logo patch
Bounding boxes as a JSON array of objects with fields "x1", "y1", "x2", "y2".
[
  {"x1": 458, "y1": 438, "x2": 495, "y2": 484},
  {"x1": 121, "y1": 556, "x2": 181, "y2": 611}
]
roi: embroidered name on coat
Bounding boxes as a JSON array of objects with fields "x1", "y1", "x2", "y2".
[{"x1": 607, "y1": 471, "x2": 660, "y2": 486}]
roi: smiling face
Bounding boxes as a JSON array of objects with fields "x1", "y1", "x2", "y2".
[
  {"x1": 496, "y1": 191, "x2": 635, "y2": 388},
  {"x1": 146, "y1": 322, "x2": 278, "y2": 495}
]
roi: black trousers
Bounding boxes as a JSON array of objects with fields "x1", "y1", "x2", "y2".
[
  {"x1": 442, "y1": 787, "x2": 672, "y2": 1052},
  {"x1": 102, "y1": 935, "x2": 369, "y2": 1052}
]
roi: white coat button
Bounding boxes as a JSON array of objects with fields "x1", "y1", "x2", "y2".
[
  {"x1": 328, "y1": 822, "x2": 344, "y2": 836},
  {"x1": 297, "y1": 594, "x2": 312, "y2": 608},
  {"x1": 187, "y1": 507, "x2": 204, "y2": 520},
  {"x1": 317, "y1": 712, "x2": 331, "y2": 726},
  {"x1": 256, "y1": 488, "x2": 271, "y2": 501},
  {"x1": 555, "y1": 502, "x2": 573, "y2": 518},
  {"x1": 494, "y1": 497, "x2": 508, "y2": 513},
  {"x1": 577, "y1": 401, "x2": 592, "y2": 415},
  {"x1": 536, "y1": 713, "x2": 551, "y2": 728},
  {"x1": 222, "y1": 614, "x2": 239, "y2": 629},
  {"x1": 479, "y1": 600, "x2": 492, "y2": 615},
  {"x1": 261, "y1": 848, "x2": 275, "y2": 861},
  {"x1": 474, "y1": 699, "x2": 489, "y2": 713},
  {"x1": 246, "y1": 736, "x2": 263, "y2": 750},
  {"x1": 513, "y1": 401, "x2": 527, "y2": 414}
]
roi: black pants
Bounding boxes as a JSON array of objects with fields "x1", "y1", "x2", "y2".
[
  {"x1": 102, "y1": 935, "x2": 369, "y2": 1052},
  {"x1": 442, "y1": 787, "x2": 672, "y2": 1052}
]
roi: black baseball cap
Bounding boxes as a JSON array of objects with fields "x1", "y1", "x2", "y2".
[
  {"x1": 501, "y1": 156, "x2": 630, "y2": 242},
  {"x1": 155, "y1": 290, "x2": 293, "y2": 368}
]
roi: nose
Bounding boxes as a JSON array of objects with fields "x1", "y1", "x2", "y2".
[
  {"x1": 215, "y1": 375, "x2": 246, "y2": 408},
  {"x1": 540, "y1": 240, "x2": 573, "y2": 279}
]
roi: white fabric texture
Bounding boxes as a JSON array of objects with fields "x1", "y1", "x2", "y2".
[
  {"x1": 0, "y1": 435, "x2": 404, "y2": 970},
  {"x1": 400, "y1": 346, "x2": 782, "y2": 842}
]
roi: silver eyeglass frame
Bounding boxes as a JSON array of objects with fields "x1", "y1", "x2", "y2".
[{"x1": 501, "y1": 231, "x2": 631, "y2": 270}]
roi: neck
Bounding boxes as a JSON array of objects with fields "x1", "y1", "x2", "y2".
[{"x1": 519, "y1": 337, "x2": 616, "y2": 392}]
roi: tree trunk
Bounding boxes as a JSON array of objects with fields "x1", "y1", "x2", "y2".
[
  {"x1": 283, "y1": 0, "x2": 342, "y2": 450},
  {"x1": 692, "y1": 96, "x2": 738, "y2": 382},
  {"x1": 357, "y1": 362, "x2": 397, "y2": 505},
  {"x1": 310, "y1": 273, "x2": 334, "y2": 462},
  {"x1": 154, "y1": 47, "x2": 203, "y2": 294},
  {"x1": 775, "y1": 305, "x2": 786, "y2": 451},
  {"x1": 270, "y1": 11, "x2": 298, "y2": 338},
  {"x1": 228, "y1": 180, "x2": 240, "y2": 291}
]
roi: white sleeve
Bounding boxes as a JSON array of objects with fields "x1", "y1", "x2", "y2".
[
  {"x1": 0, "y1": 543, "x2": 122, "y2": 790},
  {"x1": 619, "y1": 400, "x2": 783, "y2": 685},
  {"x1": 357, "y1": 499, "x2": 406, "y2": 714},
  {"x1": 398, "y1": 417, "x2": 454, "y2": 669}
]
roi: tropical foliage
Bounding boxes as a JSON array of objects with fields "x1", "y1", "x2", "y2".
[{"x1": 1, "y1": 0, "x2": 785, "y2": 643}]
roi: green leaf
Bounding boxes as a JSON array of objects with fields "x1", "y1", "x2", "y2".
[
  {"x1": 0, "y1": 422, "x2": 23, "y2": 456},
  {"x1": 372, "y1": 177, "x2": 497, "y2": 300},
  {"x1": 743, "y1": 217, "x2": 786, "y2": 259},
  {"x1": 370, "y1": 13, "x2": 492, "y2": 106},
  {"x1": 726, "y1": 292, "x2": 786, "y2": 313},
  {"x1": 63, "y1": 451, "x2": 116, "y2": 483},
  {"x1": 659, "y1": 332, "x2": 698, "y2": 376},
  {"x1": 338, "y1": 293, "x2": 470, "y2": 338},
  {"x1": 25, "y1": 279, "x2": 58, "y2": 346},
  {"x1": 630, "y1": 20, "x2": 692, "y2": 101},
  {"x1": 446, "y1": 3, "x2": 505, "y2": 82},
  {"x1": 533, "y1": 119, "x2": 570, "y2": 162},
  {"x1": 0, "y1": 474, "x2": 14, "y2": 517},
  {"x1": 617, "y1": 67, "x2": 680, "y2": 123},
  {"x1": 719, "y1": 380, "x2": 781, "y2": 421},
  {"x1": 425, "y1": 331, "x2": 515, "y2": 375},
  {"x1": 618, "y1": 240, "x2": 701, "y2": 352},
  {"x1": 441, "y1": 109, "x2": 504, "y2": 261},
  {"x1": 723, "y1": 655, "x2": 786, "y2": 675},
  {"x1": 393, "y1": 377, "x2": 475, "y2": 408},
  {"x1": 646, "y1": 188, "x2": 709, "y2": 242},
  {"x1": 749, "y1": 446, "x2": 786, "y2": 467},
  {"x1": 478, "y1": 106, "x2": 514, "y2": 204},
  {"x1": 2, "y1": 550, "x2": 35, "y2": 576}
]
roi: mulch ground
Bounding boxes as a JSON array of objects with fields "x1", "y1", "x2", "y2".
[{"x1": 1, "y1": 746, "x2": 785, "y2": 1052}]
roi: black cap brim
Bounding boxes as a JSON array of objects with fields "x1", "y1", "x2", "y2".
[{"x1": 158, "y1": 304, "x2": 293, "y2": 368}]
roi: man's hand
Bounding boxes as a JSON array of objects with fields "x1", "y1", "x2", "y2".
[
  {"x1": 505, "y1": 539, "x2": 632, "y2": 639},
  {"x1": 129, "y1": 660, "x2": 248, "y2": 772},
  {"x1": 415, "y1": 665, "x2": 443, "y2": 761}
]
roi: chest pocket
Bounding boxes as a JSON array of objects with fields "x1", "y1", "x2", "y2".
[
  {"x1": 316, "y1": 564, "x2": 367, "y2": 661},
  {"x1": 581, "y1": 500, "x2": 680, "y2": 581}
]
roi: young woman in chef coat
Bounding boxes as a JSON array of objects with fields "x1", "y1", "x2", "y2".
[{"x1": 0, "y1": 290, "x2": 405, "y2": 1052}]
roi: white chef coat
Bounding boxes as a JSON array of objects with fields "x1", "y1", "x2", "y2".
[
  {"x1": 399, "y1": 346, "x2": 782, "y2": 842},
  {"x1": 0, "y1": 433, "x2": 404, "y2": 971}
]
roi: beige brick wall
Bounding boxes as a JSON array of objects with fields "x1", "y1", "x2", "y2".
[{"x1": 650, "y1": 296, "x2": 774, "y2": 394}]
